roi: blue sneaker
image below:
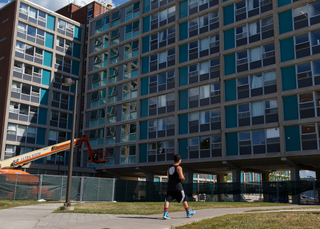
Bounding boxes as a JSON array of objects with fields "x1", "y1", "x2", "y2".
[
  {"x1": 187, "y1": 210, "x2": 195, "y2": 218},
  {"x1": 163, "y1": 212, "x2": 170, "y2": 220}
]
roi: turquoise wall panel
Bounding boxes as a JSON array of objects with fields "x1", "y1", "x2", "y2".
[
  {"x1": 41, "y1": 69, "x2": 51, "y2": 86},
  {"x1": 140, "y1": 99, "x2": 148, "y2": 117},
  {"x1": 225, "y1": 105, "x2": 237, "y2": 128},
  {"x1": 73, "y1": 43, "x2": 81, "y2": 58},
  {"x1": 40, "y1": 89, "x2": 48, "y2": 105},
  {"x1": 224, "y1": 53, "x2": 235, "y2": 75},
  {"x1": 280, "y1": 37, "x2": 294, "y2": 62},
  {"x1": 74, "y1": 26, "x2": 82, "y2": 41},
  {"x1": 179, "y1": 90, "x2": 188, "y2": 110},
  {"x1": 143, "y1": 16, "x2": 150, "y2": 33},
  {"x1": 179, "y1": 0, "x2": 188, "y2": 19},
  {"x1": 179, "y1": 139, "x2": 188, "y2": 159},
  {"x1": 226, "y1": 133, "x2": 238, "y2": 156},
  {"x1": 141, "y1": 56, "x2": 150, "y2": 74},
  {"x1": 142, "y1": 36, "x2": 150, "y2": 53},
  {"x1": 46, "y1": 14, "x2": 55, "y2": 31},
  {"x1": 71, "y1": 60, "x2": 80, "y2": 76},
  {"x1": 278, "y1": 0, "x2": 292, "y2": 7},
  {"x1": 281, "y1": 65, "x2": 296, "y2": 91},
  {"x1": 223, "y1": 5, "x2": 234, "y2": 25},
  {"x1": 283, "y1": 95, "x2": 298, "y2": 121},
  {"x1": 38, "y1": 108, "x2": 47, "y2": 125},
  {"x1": 36, "y1": 128, "x2": 46, "y2": 145},
  {"x1": 43, "y1": 51, "x2": 52, "y2": 67},
  {"x1": 179, "y1": 66, "x2": 188, "y2": 86},
  {"x1": 45, "y1": 33, "x2": 53, "y2": 49},
  {"x1": 179, "y1": 21, "x2": 188, "y2": 41},
  {"x1": 141, "y1": 77, "x2": 149, "y2": 95},
  {"x1": 179, "y1": 44, "x2": 188, "y2": 63},
  {"x1": 285, "y1": 125, "x2": 301, "y2": 152},
  {"x1": 224, "y1": 28, "x2": 235, "y2": 50},
  {"x1": 139, "y1": 144, "x2": 148, "y2": 163},
  {"x1": 278, "y1": 10, "x2": 293, "y2": 34},
  {"x1": 225, "y1": 79, "x2": 236, "y2": 101},
  {"x1": 140, "y1": 121, "x2": 148, "y2": 140},
  {"x1": 179, "y1": 114, "x2": 188, "y2": 135}
]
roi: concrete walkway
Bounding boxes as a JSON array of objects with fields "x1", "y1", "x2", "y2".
[{"x1": 0, "y1": 203, "x2": 318, "y2": 229}]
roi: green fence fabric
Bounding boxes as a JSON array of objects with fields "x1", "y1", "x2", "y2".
[{"x1": 1, "y1": 175, "x2": 320, "y2": 203}]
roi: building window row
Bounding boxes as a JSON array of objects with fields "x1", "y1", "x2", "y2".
[
  {"x1": 150, "y1": 6, "x2": 175, "y2": 31},
  {"x1": 145, "y1": 70, "x2": 175, "y2": 94},
  {"x1": 234, "y1": 0, "x2": 272, "y2": 23},
  {"x1": 13, "y1": 61, "x2": 43, "y2": 85},
  {"x1": 5, "y1": 145, "x2": 37, "y2": 158},
  {"x1": 149, "y1": 27, "x2": 175, "y2": 51},
  {"x1": 7, "y1": 123, "x2": 38, "y2": 144},
  {"x1": 147, "y1": 93, "x2": 175, "y2": 116},
  {"x1": 149, "y1": 48, "x2": 175, "y2": 72},
  {"x1": 293, "y1": 1, "x2": 320, "y2": 31},
  {"x1": 188, "y1": 0, "x2": 219, "y2": 17},
  {"x1": 11, "y1": 81, "x2": 40, "y2": 103},
  {"x1": 188, "y1": 134, "x2": 221, "y2": 158},
  {"x1": 188, "y1": 108, "x2": 221, "y2": 133},
  {"x1": 19, "y1": 3, "x2": 48, "y2": 27},
  {"x1": 15, "y1": 41, "x2": 45, "y2": 65},
  {"x1": 50, "y1": 110, "x2": 69, "y2": 129},
  {"x1": 187, "y1": 10, "x2": 219, "y2": 38},
  {"x1": 17, "y1": 22, "x2": 52, "y2": 47},
  {"x1": 52, "y1": 91, "x2": 71, "y2": 110},
  {"x1": 9, "y1": 102, "x2": 38, "y2": 124},
  {"x1": 147, "y1": 140, "x2": 174, "y2": 162},
  {"x1": 147, "y1": 116, "x2": 175, "y2": 139}
]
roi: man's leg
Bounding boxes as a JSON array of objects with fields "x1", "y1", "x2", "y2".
[
  {"x1": 163, "y1": 201, "x2": 170, "y2": 219},
  {"x1": 183, "y1": 201, "x2": 195, "y2": 218}
]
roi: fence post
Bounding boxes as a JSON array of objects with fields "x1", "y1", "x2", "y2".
[
  {"x1": 13, "y1": 174, "x2": 18, "y2": 200},
  {"x1": 97, "y1": 178, "x2": 100, "y2": 201},
  {"x1": 259, "y1": 181, "x2": 261, "y2": 202},
  {"x1": 60, "y1": 176, "x2": 64, "y2": 201},
  {"x1": 80, "y1": 177, "x2": 84, "y2": 202},
  {"x1": 241, "y1": 183, "x2": 244, "y2": 201},
  {"x1": 277, "y1": 181, "x2": 279, "y2": 203},
  {"x1": 38, "y1": 175, "x2": 43, "y2": 200},
  {"x1": 160, "y1": 182, "x2": 163, "y2": 201},
  {"x1": 211, "y1": 182, "x2": 214, "y2": 202},
  {"x1": 125, "y1": 180, "x2": 127, "y2": 202},
  {"x1": 111, "y1": 178, "x2": 115, "y2": 202},
  {"x1": 313, "y1": 179, "x2": 316, "y2": 205}
]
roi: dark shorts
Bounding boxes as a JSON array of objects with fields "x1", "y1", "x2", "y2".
[{"x1": 165, "y1": 190, "x2": 187, "y2": 203}]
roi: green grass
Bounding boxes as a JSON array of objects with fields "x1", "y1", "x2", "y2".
[
  {"x1": 245, "y1": 206, "x2": 320, "y2": 212},
  {"x1": 175, "y1": 211, "x2": 320, "y2": 229},
  {"x1": 54, "y1": 202, "x2": 292, "y2": 215},
  {"x1": 0, "y1": 200, "x2": 42, "y2": 210}
]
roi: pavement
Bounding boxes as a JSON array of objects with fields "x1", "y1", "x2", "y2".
[{"x1": 0, "y1": 203, "x2": 318, "y2": 229}]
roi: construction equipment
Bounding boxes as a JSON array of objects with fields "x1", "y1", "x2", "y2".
[
  {"x1": 0, "y1": 135, "x2": 109, "y2": 170},
  {"x1": 0, "y1": 136, "x2": 109, "y2": 199}
]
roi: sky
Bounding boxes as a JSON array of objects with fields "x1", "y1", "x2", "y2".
[{"x1": 0, "y1": 0, "x2": 116, "y2": 11}]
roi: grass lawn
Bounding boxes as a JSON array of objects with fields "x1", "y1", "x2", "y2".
[
  {"x1": 0, "y1": 200, "x2": 41, "y2": 210},
  {"x1": 175, "y1": 211, "x2": 320, "y2": 229},
  {"x1": 54, "y1": 202, "x2": 292, "y2": 215}
]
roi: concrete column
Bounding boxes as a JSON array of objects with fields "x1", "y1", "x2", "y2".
[
  {"x1": 146, "y1": 174, "x2": 154, "y2": 182},
  {"x1": 217, "y1": 174, "x2": 225, "y2": 202},
  {"x1": 232, "y1": 169, "x2": 241, "y2": 202},
  {"x1": 262, "y1": 173, "x2": 269, "y2": 202},
  {"x1": 184, "y1": 171, "x2": 194, "y2": 200},
  {"x1": 290, "y1": 167, "x2": 300, "y2": 204},
  {"x1": 184, "y1": 171, "x2": 194, "y2": 184}
]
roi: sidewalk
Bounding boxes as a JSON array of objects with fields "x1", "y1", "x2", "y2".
[{"x1": 0, "y1": 203, "x2": 318, "y2": 229}]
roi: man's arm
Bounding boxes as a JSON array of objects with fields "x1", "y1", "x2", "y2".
[{"x1": 176, "y1": 166, "x2": 185, "y2": 181}]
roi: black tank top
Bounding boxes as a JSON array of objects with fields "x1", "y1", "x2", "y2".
[{"x1": 167, "y1": 165, "x2": 183, "y2": 191}]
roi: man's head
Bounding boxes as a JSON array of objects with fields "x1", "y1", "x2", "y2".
[{"x1": 174, "y1": 154, "x2": 181, "y2": 164}]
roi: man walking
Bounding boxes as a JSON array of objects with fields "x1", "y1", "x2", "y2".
[{"x1": 163, "y1": 154, "x2": 195, "y2": 219}]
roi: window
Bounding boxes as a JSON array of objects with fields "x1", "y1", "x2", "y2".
[
  {"x1": 147, "y1": 140, "x2": 175, "y2": 162},
  {"x1": 88, "y1": 128, "x2": 104, "y2": 146},
  {"x1": 91, "y1": 71, "x2": 107, "y2": 89},
  {"x1": 110, "y1": 48, "x2": 119, "y2": 64},
  {"x1": 109, "y1": 67, "x2": 118, "y2": 83},
  {"x1": 93, "y1": 16, "x2": 109, "y2": 35},
  {"x1": 112, "y1": 11, "x2": 120, "y2": 26},
  {"x1": 148, "y1": 93, "x2": 175, "y2": 116},
  {"x1": 301, "y1": 124, "x2": 317, "y2": 150},
  {"x1": 150, "y1": 6, "x2": 175, "y2": 30},
  {"x1": 235, "y1": 0, "x2": 272, "y2": 23},
  {"x1": 124, "y1": 60, "x2": 138, "y2": 79},
  {"x1": 122, "y1": 102, "x2": 137, "y2": 120},
  {"x1": 148, "y1": 70, "x2": 175, "y2": 94},
  {"x1": 106, "y1": 126, "x2": 116, "y2": 144},
  {"x1": 125, "y1": 21, "x2": 139, "y2": 40},
  {"x1": 107, "y1": 106, "x2": 117, "y2": 123},
  {"x1": 121, "y1": 123, "x2": 137, "y2": 142},
  {"x1": 122, "y1": 81, "x2": 138, "y2": 100},
  {"x1": 124, "y1": 40, "x2": 139, "y2": 59},
  {"x1": 56, "y1": 37, "x2": 72, "y2": 55},
  {"x1": 148, "y1": 116, "x2": 174, "y2": 138},
  {"x1": 121, "y1": 145, "x2": 136, "y2": 164},
  {"x1": 299, "y1": 92, "x2": 315, "y2": 119},
  {"x1": 89, "y1": 89, "x2": 106, "y2": 108},
  {"x1": 108, "y1": 86, "x2": 117, "y2": 103},
  {"x1": 126, "y1": 2, "x2": 140, "y2": 21},
  {"x1": 89, "y1": 108, "x2": 105, "y2": 127},
  {"x1": 111, "y1": 29, "x2": 120, "y2": 45},
  {"x1": 238, "y1": 103, "x2": 250, "y2": 127},
  {"x1": 57, "y1": 19, "x2": 75, "y2": 36}
]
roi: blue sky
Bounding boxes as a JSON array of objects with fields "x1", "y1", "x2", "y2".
[{"x1": 0, "y1": 0, "x2": 115, "y2": 11}]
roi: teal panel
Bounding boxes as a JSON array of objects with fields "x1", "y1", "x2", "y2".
[
  {"x1": 143, "y1": 16, "x2": 150, "y2": 33},
  {"x1": 36, "y1": 128, "x2": 46, "y2": 145},
  {"x1": 179, "y1": 44, "x2": 188, "y2": 63},
  {"x1": 278, "y1": 10, "x2": 293, "y2": 34},
  {"x1": 226, "y1": 133, "x2": 238, "y2": 156},
  {"x1": 143, "y1": 0, "x2": 150, "y2": 14},
  {"x1": 71, "y1": 60, "x2": 80, "y2": 76},
  {"x1": 141, "y1": 56, "x2": 149, "y2": 74},
  {"x1": 38, "y1": 108, "x2": 47, "y2": 125},
  {"x1": 179, "y1": 114, "x2": 188, "y2": 135},
  {"x1": 179, "y1": 66, "x2": 188, "y2": 86},
  {"x1": 74, "y1": 26, "x2": 82, "y2": 41},
  {"x1": 179, "y1": 0, "x2": 188, "y2": 19},
  {"x1": 68, "y1": 114, "x2": 72, "y2": 130},
  {"x1": 140, "y1": 99, "x2": 148, "y2": 117},
  {"x1": 225, "y1": 79, "x2": 236, "y2": 101},
  {"x1": 41, "y1": 69, "x2": 51, "y2": 86},
  {"x1": 179, "y1": 139, "x2": 188, "y2": 159},
  {"x1": 224, "y1": 28, "x2": 235, "y2": 50},
  {"x1": 225, "y1": 105, "x2": 237, "y2": 128},
  {"x1": 140, "y1": 121, "x2": 148, "y2": 140},
  {"x1": 223, "y1": 4, "x2": 234, "y2": 26},
  {"x1": 281, "y1": 65, "x2": 296, "y2": 91},
  {"x1": 67, "y1": 133, "x2": 71, "y2": 140},
  {"x1": 241, "y1": 173, "x2": 244, "y2": 182},
  {"x1": 280, "y1": 37, "x2": 294, "y2": 62},
  {"x1": 45, "y1": 33, "x2": 53, "y2": 49},
  {"x1": 278, "y1": 0, "x2": 291, "y2": 7},
  {"x1": 139, "y1": 144, "x2": 147, "y2": 163},
  {"x1": 73, "y1": 43, "x2": 81, "y2": 58},
  {"x1": 285, "y1": 125, "x2": 301, "y2": 152},
  {"x1": 40, "y1": 89, "x2": 48, "y2": 105},
  {"x1": 224, "y1": 53, "x2": 235, "y2": 75},
  {"x1": 69, "y1": 95, "x2": 74, "y2": 111},
  {"x1": 141, "y1": 77, "x2": 149, "y2": 95},
  {"x1": 179, "y1": 21, "x2": 188, "y2": 41},
  {"x1": 283, "y1": 95, "x2": 298, "y2": 121},
  {"x1": 142, "y1": 36, "x2": 150, "y2": 53},
  {"x1": 179, "y1": 90, "x2": 188, "y2": 110},
  {"x1": 43, "y1": 51, "x2": 52, "y2": 67},
  {"x1": 46, "y1": 14, "x2": 55, "y2": 31}
]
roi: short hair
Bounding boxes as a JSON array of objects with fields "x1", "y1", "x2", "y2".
[{"x1": 174, "y1": 154, "x2": 181, "y2": 162}]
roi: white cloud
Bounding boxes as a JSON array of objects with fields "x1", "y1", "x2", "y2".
[
  {"x1": 27, "y1": 0, "x2": 114, "y2": 12},
  {"x1": 300, "y1": 170, "x2": 316, "y2": 178},
  {"x1": 0, "y1": 0, "x2": 11, "y2": 9}
]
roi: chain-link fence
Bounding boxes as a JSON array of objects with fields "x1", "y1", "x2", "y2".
[{"x1": 0, "y1": 174, "x2": 319, "y2": 203}]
